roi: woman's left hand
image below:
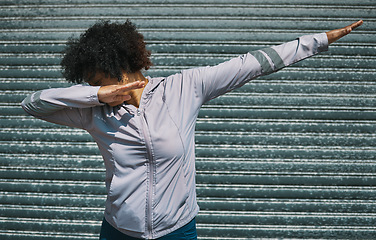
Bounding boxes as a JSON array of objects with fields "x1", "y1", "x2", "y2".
[{"x1": 326, "y1": 20, "x2": 363, "y2": 44}]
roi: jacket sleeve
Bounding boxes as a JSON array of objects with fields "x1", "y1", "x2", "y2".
[
  {"x1": 182, "y1": 32, "x2": 329, "y2": 104},
  {"x1": 21, "y1": 84, "x2": 103, "y2": 129}
]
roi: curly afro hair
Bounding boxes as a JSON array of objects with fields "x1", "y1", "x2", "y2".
[{"x1": 61, "y1": 20, "x2": 152, "y2": 83}]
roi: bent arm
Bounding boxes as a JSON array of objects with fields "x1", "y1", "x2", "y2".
[{"x1": 21, "y1": 84, "x2": 103, "y2": 128}]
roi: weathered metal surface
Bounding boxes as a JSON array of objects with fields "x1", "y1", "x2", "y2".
[{"x1": 1, "y1": 0, "x2": 375, "y2": 239}]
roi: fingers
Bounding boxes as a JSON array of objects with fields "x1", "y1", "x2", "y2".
[
  {"x1": 349, "y1": 20, "x2": 363, "y2": 31},
  {"x1": 97, "y1": 81, "x2": 146, "y2": 105},
  {"x1": 344, "y1": 20, "x2": 363, "y2": 36},
  {"x1": 112, "y1": 81, "x2": 146, "y2": 93}
]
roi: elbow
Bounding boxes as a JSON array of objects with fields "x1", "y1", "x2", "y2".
[
  {"x1": 20, "y1": 93, "x2": 48, "y2": 117},
  {"x1": 21, "y1": 97, "x2": 38, "y2": 117},
  {"x1": 21, "y1": 96, "x2": 32, "y2": 114}
]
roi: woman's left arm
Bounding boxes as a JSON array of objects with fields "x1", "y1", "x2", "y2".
[{"x1": 183, "y1": 20, "x2": 363, "y2": 105}]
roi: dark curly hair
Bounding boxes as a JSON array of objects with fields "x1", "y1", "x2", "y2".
[{"x1": 61, "y1": 20, "x2": 152, "y2": 83}]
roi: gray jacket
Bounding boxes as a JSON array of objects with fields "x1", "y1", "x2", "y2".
[{"x1": 21, "y1": 33, "x2": 328, "y2": 239}]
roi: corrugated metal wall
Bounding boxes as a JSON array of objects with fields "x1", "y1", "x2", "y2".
[{"x1": 1, "y1": 0, "x2": 375, "y2": 239}]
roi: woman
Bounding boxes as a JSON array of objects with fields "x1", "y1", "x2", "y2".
[{"x1": 21, "y1": 20, "x2": 363, "y2": 240}]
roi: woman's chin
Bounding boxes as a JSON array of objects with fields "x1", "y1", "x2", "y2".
[{"x1": 108, "y1": 101, "x2": 124, "y2": 107}]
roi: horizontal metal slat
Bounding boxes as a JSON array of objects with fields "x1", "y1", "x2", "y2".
[
  {"x1": 0, "y1": 217, "x2": 100, "y2": 237},
  {"x1": 195, "y1": 145, "x2": 376, "y2": 159},
  {"x1": 196, "y1": 184, "x2": 376, "y2": 199},
  {"x1": 0, "y1": 179, "x2": 105, "y2": 195},
  {"x1": 0, "y1": 230, "x2": 96, "y2": 240},
  {"x1": 0, "y1": 141, "x2": 99, "y2": 155},
  {"x1": 0, "y1": 116, "x2": 69, "y2": 128},
  {"x1": 2, "y1": 4, "x2": 374, "y2": 19},
  {"x1": 0, "y1": 192, "x2": 105, "y2": 207},
  {"x1": 198, "y1": 210, "x2": 376, "y2": 226},
  {"x1": 0, "y1": 167, "x2": 104, "y2": 181},
  {"x1": 1, "y1": 0, "x2": 375, "y2": 6},
  {"x1": 0, "y1": 81, "x2": 69, "y2": 91},
  {"x1": 0, "y1": 153, "x2": 103, "y2": 168},
  {"x1": 208, "y1": 94, "x2": 376, "y2": 108},
  {"x1": 197, "y1": 223, "x2": 376, "y2": 239},
  {"x1": 196, "y1": 157, "x2": 376, "y2": 174},
  {"x1": 196, "y1": 171, "x2": 376, "y2": 186},
  {"x1": 197, "y1": 198, "x2": 376, "y2": 213},
  {"x1": 1, "y1": 205, "x2": 102, "y2": 220},
  {"x1": 234, "y1": 81, "x2": 376, "y2": 94},
  {"x1": 0, "y1": 128, "x2": 92, "y2": 142},
  {"x1": 195, "y1": 131, "x2": 376, "y2": 146},
  {"x1": 196, "y1": 119, "x2": 376, "y2": 133},
  {"x1": 198, "y1": 107, "x2": 376, "y2": 120}
]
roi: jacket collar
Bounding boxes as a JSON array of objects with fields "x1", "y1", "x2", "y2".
[{"x1": 144, "y1": 76, "x2": 165, "y2": 94}]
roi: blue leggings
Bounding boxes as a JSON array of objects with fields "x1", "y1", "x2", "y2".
[{"x1": 99, "y1": 218, "x2": 197, "y2": 240}]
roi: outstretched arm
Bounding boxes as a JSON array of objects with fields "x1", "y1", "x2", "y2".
[
  {"x1": 186, "y1": 20, "x2": 364, "y2": 104},
  {"x1": 326, "y1": 20, "x2": 363, "y2": 44}
]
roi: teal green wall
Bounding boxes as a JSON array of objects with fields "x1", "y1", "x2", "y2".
[{"x1": 1, "y1": 1, "x2": 375, "y2": 239}]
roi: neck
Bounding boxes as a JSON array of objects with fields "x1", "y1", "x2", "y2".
[{"x1": 123, "y1": 71, "x2": 148, "y2": 108}]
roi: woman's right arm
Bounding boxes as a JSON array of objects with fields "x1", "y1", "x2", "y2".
[
  {"x1": 21, "y1": 81, "x2": 146, "y2": 129},
  {"x1": 21, "y1": 84, "x2": 104, "y2": 129}
]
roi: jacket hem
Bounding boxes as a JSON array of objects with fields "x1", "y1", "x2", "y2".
[
  {"x1": 152, "y1": 206, "x2": 200, "y2": 239},
  {"x1": 104, "y1": 205, "x2": 200, "y2": 239}
]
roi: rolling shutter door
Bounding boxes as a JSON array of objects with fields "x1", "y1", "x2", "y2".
[{"x1": 1, "y1": 0, "x2": 375, "y2": 239}]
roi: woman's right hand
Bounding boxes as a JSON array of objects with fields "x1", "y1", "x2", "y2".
[{"x1": 97, "y1": 81, "x2": 145, "y2": 106}]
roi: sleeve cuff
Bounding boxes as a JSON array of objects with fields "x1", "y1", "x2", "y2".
[
  {"x1": 88, "y1": 85, "x2": 104, "y2": 105},
  {"x1": 317, "y1": 32, "x2": 329, "y2": 53}
]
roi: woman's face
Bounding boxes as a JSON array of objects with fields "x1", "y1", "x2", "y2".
[
  {"x1": 87, "y1": 72, "x2": 120, "y2": 87},
  {"x1": 87, "y1": 72, "x2": 129, "y2": 106},
  {"x1": 86, "y1": 70, "x2": 147, "y2": 107}
]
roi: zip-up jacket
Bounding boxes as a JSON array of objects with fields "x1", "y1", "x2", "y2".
[{"x1": 21, "y1": 33, "x2": 328, "y2": 239}]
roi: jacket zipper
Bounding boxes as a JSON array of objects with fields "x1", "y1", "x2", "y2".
[{"x1": 138, "y1": 108, "x2": 154, "y2": 238}]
